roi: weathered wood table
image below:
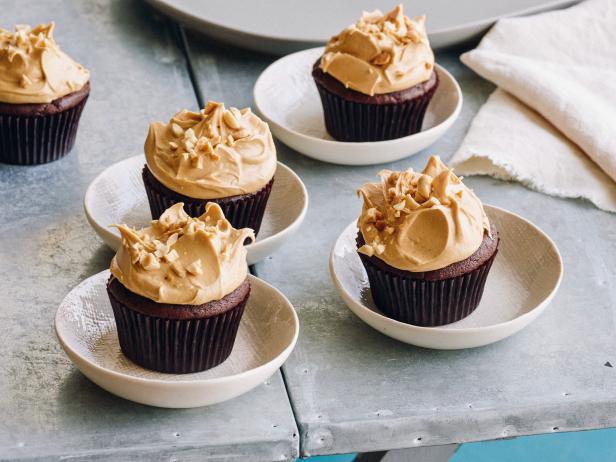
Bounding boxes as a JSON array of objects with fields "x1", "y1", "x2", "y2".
[
  {"x1": 2, "y1": 1, "x2": 615, "y2": 461},
  {"x1": 0, "y1": 2, "x2": 298, "y2": 460}
]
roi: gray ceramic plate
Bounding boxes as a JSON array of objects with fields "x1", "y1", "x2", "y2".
[{"x1": 147, "y1": 0, "x2": 579, "y2": 54}]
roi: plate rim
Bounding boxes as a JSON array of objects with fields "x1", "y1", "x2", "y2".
[
  {"x1": 329, "y1": 204, "x2": 564, "y2": 335},
  {"x1": 83, "y1": 157, "x2": 309, "y2": 254},
  {"x1": 146, "y1": 0, "x2": 579, "y2": 51},
  {"x1": 253, "y1": 47, "x2": 462, "y2": 149},
  {"x1": 55, "y1": 270, "x2": 300, "y2": 386}
]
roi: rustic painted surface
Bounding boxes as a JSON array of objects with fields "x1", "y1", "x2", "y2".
[
  {"x1": 2, "y1": 1, "x2": 616, "y2": 459},
  {"x1": 186, "y1": 33, "x2": 616, "y2": 457},
  {"x1": 0, "y1": 1, "x2": 298, "y2": 460}
]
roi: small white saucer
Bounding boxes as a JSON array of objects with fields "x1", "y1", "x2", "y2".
[
  {"x1": 55, "y1": 271, "x2": 299, "y2": 408},
  {"x1": 84, "y1": 156, "x2": 308, "y2": 265},
  {"x1": 329, "y1": 205, "x2": 563, "y2": 350},
  {"x1": 253, "y1": 47, "x2": 462, "y2": 166}
]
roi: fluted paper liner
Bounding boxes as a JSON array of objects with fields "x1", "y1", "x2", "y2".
[
  {"x1": 0, "y1": 96, "x2": 88, "y2": 165},
  {"x1": 143, "y1": 166, "x2": 273, "y2": 236},
  {"x1": 358, "y1": 246, "x2": 497, "y2": 327},
  {"x1": 108, "y1": 283, "x2": 248, "y2": 374},
  {"x1": 314, "y1": 79, "x2": 438, "y2": 142}
]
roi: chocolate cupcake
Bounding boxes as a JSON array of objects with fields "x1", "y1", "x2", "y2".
[
  {"x1": 108, "y1": 202, "x2": 255, "y2": 374},
  {"x1": 357, "y1": 156, "x2": 499, "y2": 327},
  {"x1": 313, "y1": 5, "x2": 438, "y2": 142},
  {"x1": 0, "y1": 23, "x2": 90, "y2": 164},
  {"x1": 143, "y1": 101, "x2": 276, "y2": 236}
]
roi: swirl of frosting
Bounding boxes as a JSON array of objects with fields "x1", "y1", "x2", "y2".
[
  {"x1": 319, "y1": 5, "x2": 434, "y2": 96},
  {"x1": 145, "y1": 101, "x2": 277, "y2": 199},
  {"x1": 110, "y1": 202, "x2": 254, "y2": 305},
  {"x1": 0, "y1": 23, "x2": 89, "y2": 104},
  {"x1": 357, "y1": 156, "x2": 490, "y2": 272}
]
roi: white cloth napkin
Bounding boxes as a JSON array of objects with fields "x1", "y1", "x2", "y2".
[{"x1": 450, "y1": 0, "x2": 616, "y2": 212}]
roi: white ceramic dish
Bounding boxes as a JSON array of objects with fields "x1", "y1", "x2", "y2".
[
  {"x1": 253, "y1": 48, "x2": 462, "y2": 166},
  {"x1": 55, "y1": 271, "x2": 299, "y2": 408},
  {"x1": 84, "y1": 156, "x2": 308, "y2": 265},
  {"x1": 146, "y1": 0, "x2": 578, "y2": 54},
  {"x1": 329, "y1": 205, "x2": 563, "y2": 350}
]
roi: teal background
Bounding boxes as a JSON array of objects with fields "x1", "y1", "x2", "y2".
[{"x1": 302, "y1": 429, "x2": 616, "y2": 461}]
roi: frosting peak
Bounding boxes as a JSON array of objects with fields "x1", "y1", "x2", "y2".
[
  {"x1": 0, "y1": 23, "x2": 89, "y2": 104},
  {"x1": 319, "y1": 5, "x2": 434, "y2": 96},
  {"x1": 358, "y1": 156, "x2": 490, "y2": 272},
  {"x1": 145, "y1": 101, "x2": 277, "y2": 199},
  {"x1": 110, "y1": 202, "x2": 254, "y2": 305}
]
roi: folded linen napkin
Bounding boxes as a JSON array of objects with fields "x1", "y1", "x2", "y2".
[{"x1": 450, "y1": 0, "x2": 616, "y2": 212}]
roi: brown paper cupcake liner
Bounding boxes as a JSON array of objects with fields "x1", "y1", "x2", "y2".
[
  {"x1": 107, "y1": 282, "x2": 248, "y2": 374},
  {"x1": 358, "y1": 245, "x2": 497, "y2": 327},
  {"x1": 314, "y1": 77, "x2": 438, "y2": 142},
  {"x1": 143, "y1": 166, "x2": 273, "y2": 236},
  {"x1": 0, "y1": 95, "x2": 88, "y2": 165}
]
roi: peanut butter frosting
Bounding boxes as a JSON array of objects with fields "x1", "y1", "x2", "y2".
[
  {"x1": 110, "y1": 203, "x2": 254, "y2": 305},
  {"x1": 0, "y1": 23, "x2": 89, "y2": 104},
  {"x1": 145, "y1": 101, "x2": 277, "y2": 199},
  {"x1": 319, "y1": 5, "x2": 434, "y2": 96},
  {"x1": 358, "y1": 156, "x2": 490, "y2": 272}
]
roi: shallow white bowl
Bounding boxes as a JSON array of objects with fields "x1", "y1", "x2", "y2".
[
  {"x1": 84, "y1": 156, "x2": 308, "y2": 265},
  {"x1": 329, "y1": 205, "x2": 563, "y2": 350},
  {"x1": 55, "y1": 271, "x2": 299, "y2": 408},
  {"x1": 253, "y1": 47, "x2": 462, "y2": 166}
]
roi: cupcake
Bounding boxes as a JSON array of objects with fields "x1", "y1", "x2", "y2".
[
  {"x1": 312, "y1": 5, "x2": 438, "y2": 142},
  {"x1": 0, "y1": 23, "x2": 90, "y2": 165},
  {"x1": 143, "y1": 101, "x2": 277, "y2": 236},
  {"x1": 357, "y1": 156, "x2": 499, "y2": 326},
  {"x1": 107, "y1": 202, "x2": 254, "y2": 373}
]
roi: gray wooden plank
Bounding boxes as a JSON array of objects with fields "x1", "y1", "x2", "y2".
[
  {"x1": 185, "y1": 29, "x2": 616, "y2": 458},
  {"x1": 0, "y1": 2, "x2": 298, "y2": 460},
  {"x1": 385, "y1": 445, "x2": 459, "y2": 462},
  {"x1": 355, "y1": 444, "x2": 459, "y2": 462}
]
